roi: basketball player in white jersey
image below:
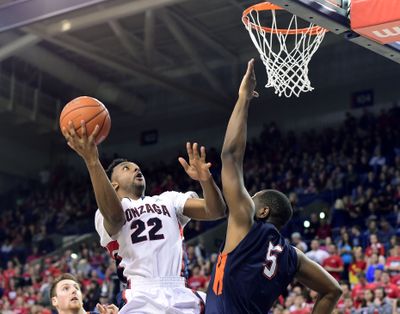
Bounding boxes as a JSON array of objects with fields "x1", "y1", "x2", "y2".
[{"x1": 62, "y1": 121, "x2": 226, "y2": 314}]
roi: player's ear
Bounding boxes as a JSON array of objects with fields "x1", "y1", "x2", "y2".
[
  {"x1": 51, "y1": 296, "x2": 58, "y2": 307},
  {"x1": 259, "y1": 206, "x2": 270, "y2": 219}
]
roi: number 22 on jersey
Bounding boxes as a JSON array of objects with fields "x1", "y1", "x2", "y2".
[
  {"x1": 263, "y1": 242, "x2": 283, "y2": 279},
  {"x1": 130, "y1": 217, "x2": 165, "y2": 244}
]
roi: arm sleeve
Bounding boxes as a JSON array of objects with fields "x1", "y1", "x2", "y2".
[
  {"x1": 161, "y1": 191, "x2": 199, "y2": 227},
  {"x1": 95, "y1": 209, "x2": 117, "y2": 247}
]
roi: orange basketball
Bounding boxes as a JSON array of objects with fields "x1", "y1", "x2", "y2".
[{"x1": 59, "y1": 96, "x2": 111, "y2": 145}]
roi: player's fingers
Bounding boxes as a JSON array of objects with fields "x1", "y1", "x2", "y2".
[
  {"x1": 178, "y1": 157, "x2": 190, "y2": 171},
  {"x1": 96, "y1": 303, "x2": 106, "y2": 314},
  {"x1": 107, "y1": 304, "x2": 118, "y2": 309},
  {"x1": 92, "y1": 124, "x2": 100, "y2": 137},
  {"x1": 200, "y1": 146, "x2": 207, "y2": 163},
  {"x1": 107, "y1": 304, "x2": 119, "y2": 313},
  {"x1": 186, "y1": 142, "x2": 193, "y2": 160},
  {"x1": 246, "y1": 58, "x2": 254, "y2": 75},
  {"x1": 80, "y1": 120, "x2": 87, "y2": 138},
  {"x1": 193, "y1": 143, "x2": 200, "y2": 159},
  {"x1": 253, "y1": 91, "x2": 259, "y2": 98},
  {"x1": 88, "y1": 125, "x2": 100, "y2": 143},
  {"x1": 68, "y1": 121, "x2": 77, "y2": 137},
  {"x1": 62, "y1": 127, "x2": 70, "y2": 140},
  {"x1": 205, "y1": 162, "x2": 212, "y2": 169}
]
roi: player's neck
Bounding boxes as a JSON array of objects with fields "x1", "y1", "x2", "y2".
[{"x1": 117, "y1": 189, "x2": 144, "y2": 200}]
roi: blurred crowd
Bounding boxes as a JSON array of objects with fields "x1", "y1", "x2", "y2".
[{"x1": 1, "y1": 106, "x2": 400, "y2": 313}]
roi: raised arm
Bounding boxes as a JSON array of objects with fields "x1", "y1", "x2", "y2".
[
  {"x1": 179, "y1": 142, "x2": 226, "y2": 220},
  {"x1": 62, "y1": 120, "x2": 125, "y2": 236},
  {"x1": 295, "y1": 248, "x2": 342, "y2": 314},
  {"x1": 221, "y1": 59, "x2": 259, "y2": 251}
]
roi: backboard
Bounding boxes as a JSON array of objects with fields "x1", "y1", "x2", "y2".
[{"x1": 266, "y1": 0, "x2": 400, "y2": 64}]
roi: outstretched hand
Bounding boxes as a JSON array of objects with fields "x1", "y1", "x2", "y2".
[
  {"x1": 239, "y1": 58, "x2": 259, "y2": 101},
  {"x1": 179, "y1": 142, "x2": 212, "y2": 182},
  {"x1": 62, "y1": 120, "x2": 100, "y2": 164},
  {"x1": 96, "y1": 303, "x2": 119, "y2": 314}
]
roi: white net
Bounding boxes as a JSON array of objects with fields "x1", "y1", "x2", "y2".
[{"x1": 243, "y1": 7, "x2": 327, "y2": 97}]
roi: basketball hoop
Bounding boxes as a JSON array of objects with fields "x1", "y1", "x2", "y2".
[{"x1": 242, "y1": 2, "x2": 327, "y2": 97}]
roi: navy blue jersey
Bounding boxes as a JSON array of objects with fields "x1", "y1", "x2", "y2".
[{"x1": 206, "y1": 220, "x2": 298, "y2": 314}]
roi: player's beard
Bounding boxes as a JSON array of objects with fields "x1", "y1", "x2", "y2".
[
  {"x1": 69, "y1": 301, "x2": 82, "y2": 309},
  {"x1": 133, "y1": 181, "x2": 146, "y2": 197}
]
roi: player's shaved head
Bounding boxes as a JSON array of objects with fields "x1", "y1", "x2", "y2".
[
  {"x1": 106, "y1": 158, "x2": 128, "y2": 180},
  {"x1": 254, "y1": 189, "x2": 293, "y2": 229}
]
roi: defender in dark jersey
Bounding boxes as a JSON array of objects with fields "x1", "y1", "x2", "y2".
[{"x1": 206, "y1": 59, "x2": 342, "y2": 314}]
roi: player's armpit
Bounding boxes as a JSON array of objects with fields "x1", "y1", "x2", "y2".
[
  {"x1": 103, "y1": 218, "x2": 122, "y2": 238},
  {"x1": 294, "y1": 248, "x2": 342, "y2": 314},
  {"x1": 183, "y1": 198, "x2": 225, "y2": 221}
]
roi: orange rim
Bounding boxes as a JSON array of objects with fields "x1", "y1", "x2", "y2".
[{"x1": 242, "y1": 2, "x2": 327, "y2": 35}]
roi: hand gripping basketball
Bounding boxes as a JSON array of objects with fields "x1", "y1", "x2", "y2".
[
  {"x1": 62, "y1": 120, "x2": 100, "y2": 164},
  {"x1": 59, "y1": 96, "x2": 111, "y2": 145}
]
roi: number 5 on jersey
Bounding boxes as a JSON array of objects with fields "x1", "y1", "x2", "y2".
[{"x1": 263, "y1": 242, "x2": 283, "y2": 279}]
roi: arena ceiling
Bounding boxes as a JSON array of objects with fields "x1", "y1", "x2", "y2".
[{"x1": 0, "y1": 0, "x2": 398, "y2": 155}]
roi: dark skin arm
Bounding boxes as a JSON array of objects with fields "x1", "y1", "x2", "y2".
[
  {"x1": 220, "y1": 59, "x2": 259, "y2": 253},
  {"x1": 62, "y1": 121, "x2": 125, "y2": 236},
  {"x1": 295, "y1": 248, "x2": 342, "y2": 314}
]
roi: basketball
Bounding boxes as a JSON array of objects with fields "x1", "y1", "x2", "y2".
[{"x1": 59, "y1": 96, "x2": 111, "y2": 145}]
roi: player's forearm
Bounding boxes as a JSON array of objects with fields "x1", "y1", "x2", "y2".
[
  {"x1": 86, "y1": 159, "x2": 125, "y2": 227},
  {"x1": 199, "y1": 176, "x2": 226, "y2": 219},
  {"x1": 311, "y1": 291, "x2": 342, "y2": 314},
  {"x1": 221, "y1": 95, "x2": 250, "y2": 160}
]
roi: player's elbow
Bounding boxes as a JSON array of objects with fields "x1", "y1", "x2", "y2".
[
  {"x1": 221, "y1": 149, "x2": 240, "y2": 162},
  {"x1": 221, "y1": 149, "x2": 233, "y2": 159},
  {"x1": 216, "y1": 205, "x2": 227, "y2": 219},
  {"x1": 325, "y1": 283, "x2": 342, "y2": 301},
  {"x1": 205, "y1": 205, "x2": 227, "y2": 220}
]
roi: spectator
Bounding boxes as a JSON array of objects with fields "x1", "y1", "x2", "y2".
[
  {"x1": 385, "y1": 244, "x2": 400, "y2": 275},
  {"x1": 366, "y1": 253, "x2": 384, "y2": 283},
  {"x1": 187, "y1": 264, "x2": 207, "y2": 292},
  {"x1": 305, "y1": 240, "x2": 329, "y2": 265},
  {"x1": 365, "y1": 234, "x2": 385, "y2": 257},
  {"x1": 322, "y1": 244, "x2": 344, "y2": 281},
  {"x1": 291, "y1": 233, "x2": 307, "y2": 252},
  {"x1": 367, "y1": 287, "x2": 392, "y2": 314},
  {"x1": 380, "y1": 271, "x2": 399, "y2": 299}
]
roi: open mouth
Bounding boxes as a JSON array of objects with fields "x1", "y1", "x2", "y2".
[{"x1": 70, "y1": 297, "x2": 79, "y2": 301}]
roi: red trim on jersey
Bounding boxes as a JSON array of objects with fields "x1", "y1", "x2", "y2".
[
  {"x1": 178, "y1": 220, "x2": 188, "y2": 281},
  {"x1": 178, "y1": 221, "x2": 184, "y2": 239},
  {"x1": 105, "y1": 240, "x2": 119, "y2": 259},
  {"x1": 122, "y1": 289, "x2": 128, "y2": 304}
]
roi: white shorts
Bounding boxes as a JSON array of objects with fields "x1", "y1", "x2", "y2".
[{"x1": 119, "y1": 276, "x2": 205, "y2": 314}]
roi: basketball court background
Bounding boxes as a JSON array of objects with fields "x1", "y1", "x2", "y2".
[{"x1": 0, "y1": 0, "x2": 399, "y2": 190}]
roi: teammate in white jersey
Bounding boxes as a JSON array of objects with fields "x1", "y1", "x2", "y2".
[{"x1": 62, "y1": 121, "x2": 226, "y2": 314}]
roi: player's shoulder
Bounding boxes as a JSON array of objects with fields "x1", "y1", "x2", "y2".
[{"x1": 259, "y1": 221, "x2": 283, "y2": 240}]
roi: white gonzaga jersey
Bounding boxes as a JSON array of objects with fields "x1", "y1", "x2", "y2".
[{"x1": 95, "y1": 191, "x2": 197, "y2": 281}]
